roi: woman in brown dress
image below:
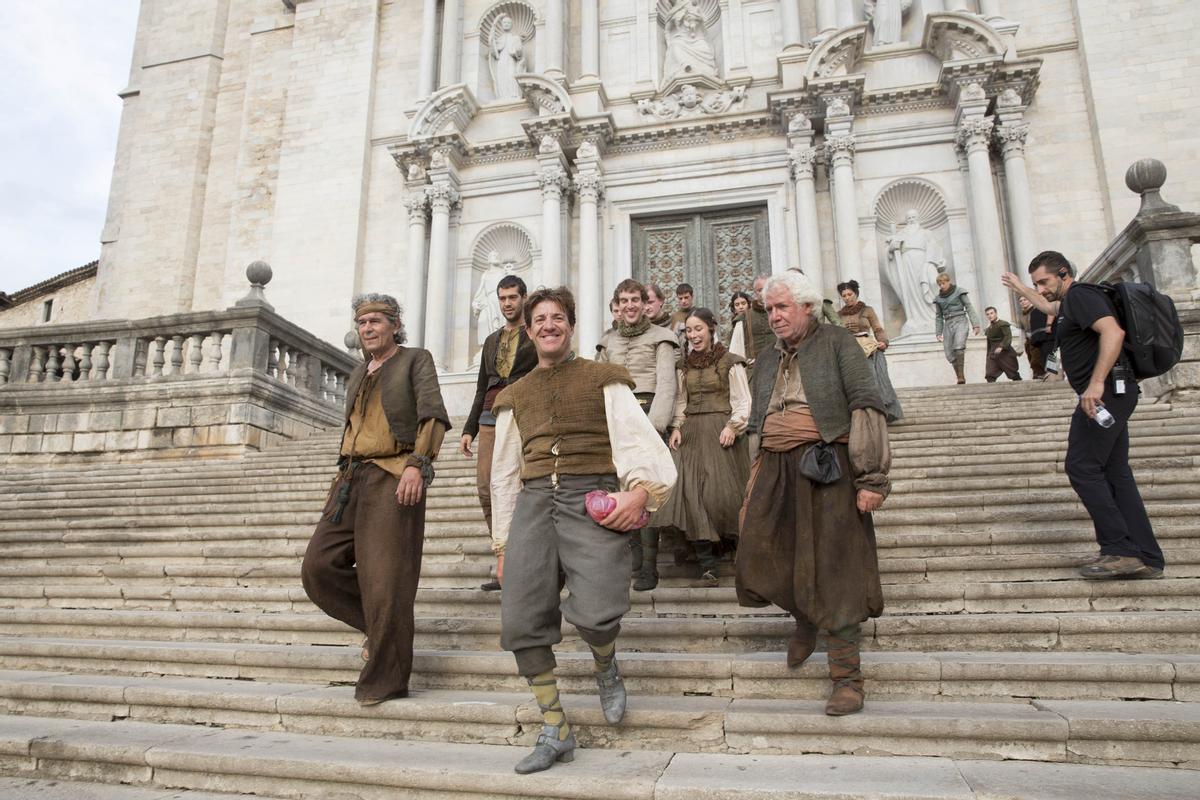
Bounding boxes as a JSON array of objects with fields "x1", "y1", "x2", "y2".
[
  {"x1": 837, "y1": 280, "x2": 903, "y2": 423},
  {"x1": 651, "y1": 308, "x2": 751, "y2": 587}
]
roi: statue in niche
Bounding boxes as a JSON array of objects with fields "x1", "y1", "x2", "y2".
[
  {"x1": 471, "y1": 251, "x2": 518, "y2": 354},
  {"x1": 864, "y1": 0, "x2": 912, "y2": 46},
  {"x1": 885, "y1": 209, "x2": 945, "y2": 337},
  {"x1": 489, "y1": 14, "x2": 526, "y2": 100},
  {"x1": 662, "y1": 1, "x2": 718, "y2": 88}
]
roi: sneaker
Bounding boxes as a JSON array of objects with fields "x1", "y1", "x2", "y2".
[
  {"x1": 479, "y1": 580, "x2": 501, "y2": 592},
  {"x1": 1078, "y1": 555, "x2": 1145, "y2": 579},
  {"x1": 1128, "y1": 564, "x2": 1165, "y2": 580}
]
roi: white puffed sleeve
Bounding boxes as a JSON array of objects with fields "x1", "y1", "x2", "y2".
[
  {"x1": 727, "y1": 362, "x2": 751, "y2": 434},
  {"x1": 488, "y1": 408, "x2": 524, "y2": 555},
  {"x1": 602, "y1": 383, "x2": 677, "y2": 510},
  {"x1": 729, "y1": 321, "x2": 746, "y2": 358}
]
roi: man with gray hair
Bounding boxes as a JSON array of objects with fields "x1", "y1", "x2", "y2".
[
  {"x1": 736, "y1": 272, "x2": 891, "y2": 716},
  {"x1": 301, "y1": 293, "x2": 451, "y2": 706}
]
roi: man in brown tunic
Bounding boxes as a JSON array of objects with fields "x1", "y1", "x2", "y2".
[
  {"x1": 301, "y1": 293, "x2": 450, "y2": 706},
  {"x1": 736, "y1": 272, "x2": 891, "y2": 716},
  {"x1": 984, "y1": 305, "x2": 1023, "y2": 382}
]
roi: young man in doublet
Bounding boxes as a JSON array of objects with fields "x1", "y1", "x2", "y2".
[
  {"x1": 490, "y1": 286, "x2": 676, "y2": 774},
  {"x1": 596, "y1": 278, "x2": 679, "y2": 590},
  {"x1": 461, "y1": 274, "x2": 538, "y2": 591},
  {"x1": 301, "y1": 294, "x2": 450, "y2": 706},
  {"x1": 736, "y1": 272, "x2": 891, "y2": 717}
]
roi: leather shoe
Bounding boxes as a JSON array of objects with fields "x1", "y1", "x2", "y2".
[
  {"x1": 1078, "y1": 555, "x2": 1145, "y2": 579},
  {"x1": 632, "y1": 566, "x2": 658, "y2": 592},
  {"x1": 514, "y1": 725, "x2": 576, "y2": 774},
  {"x1": 787, "y1": 618, "x2": 817, "y2": 668},
  {"x1": 595, "y1": 658, "x2": 627, "y2": 724},
  {"x1": 824, "y1": 684, "x2": 863, "y2": 716},
  {"x1": 480, "y1": 580, "x2": 501, "y2": 591}
]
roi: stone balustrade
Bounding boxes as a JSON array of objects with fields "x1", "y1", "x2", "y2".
[
  {"x1": 1082, "y1": 159, "x2": 1200, "y2": 402},
  {"x1": 0, "y1": 264, "x2": 360, "y2": 458}
]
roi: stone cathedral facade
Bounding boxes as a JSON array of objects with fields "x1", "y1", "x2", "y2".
[{"x1": 89, "y1": 0, "x2": 1199, "y2": 411}]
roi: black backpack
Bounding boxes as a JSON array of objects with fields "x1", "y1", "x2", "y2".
[{"x1": 1092, "y1": 281, "x2": 1185, "y2": 380}]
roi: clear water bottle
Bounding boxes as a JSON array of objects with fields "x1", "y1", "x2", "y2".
[{"x1": 1094, "y1": 403, "x2": 1115, "y2": 428}]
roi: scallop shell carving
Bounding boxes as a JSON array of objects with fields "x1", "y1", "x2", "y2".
[
  {"x1": 656, "y1": 0, "x2": 721, "y2": 27},
  {"x1": 479, "y1": 1, "x2": 537, "y2": 44},
  {"x1": 873, "y1": 179, "x2": 949, "y2": 233},
  {"x1": 472, "y1": 223, "x2": 535, "y2": 273}
]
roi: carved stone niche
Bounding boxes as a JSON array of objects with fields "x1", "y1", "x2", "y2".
[
  {"x1": 467, "y1": 223, "x2": 536, "y2": 365},
  {"x1": 656, "y1": 0, "x2": 724, "y2": 95},
  {"x1": 477, "y1": 1, "x2": 538, "y2": 105},
  {"x1": 872, "y1": 179, "x2": 956, "y2": 339}
]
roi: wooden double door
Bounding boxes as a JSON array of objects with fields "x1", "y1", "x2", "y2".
[{"x1": 632, "y1": 206, "x2": 770, "y2": 333}]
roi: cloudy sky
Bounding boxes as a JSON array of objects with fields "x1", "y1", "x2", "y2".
[{"x1": 0, "y1": 2, "x2": 140, "y2": 294}]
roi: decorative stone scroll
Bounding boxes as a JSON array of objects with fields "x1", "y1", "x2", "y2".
[{"x1": 637, "y1": 83, "x2": 746, "y2": 121}]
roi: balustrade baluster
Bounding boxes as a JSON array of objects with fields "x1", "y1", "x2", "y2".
[
  {"x1": 289, "y1": 351, "x2": 302, "y2": 388},
  {"x1": 151, "y1": 337, "x2": 166, "y2": 377},
  {"x1": 61, "y1": 345, "x2": 77, "y2": 382},
  {"x1": 187, "y1": 334, "x2": 204, "y2": 373},
  {"x1": 94, "y1": 341, "x2": 111, "y2": 381},
  {"x1": 324, "y1": 367, "x2": 336, "y2": 403},
  {"x1": 335, "y1": 372, "x2": 346, "y2": 404},
  {"x1": 79, "y1": 342, "x2": 94, "y2": 381},
  {"x1": 133, "y1": 339, "x2": 148, "y2": 377},
  {"x1": 279, "y1": 345, "x2": 291, "y2": 384},
  {"x1": 169, "y1": 335, "x2": 184, "y2": 375},
  {"x1": 29, "y1": 347, "x2": 46, "y2": 383},
  {"x1": 267, "y1": 340, "x2": 280, "y2": 379},
  {"x1": 0, "y1": 349, "x2": 10, "y2": 384},
  {"x1": 208, "y1": 331, "x2": 224, "y2": 372},
  {"x1": 45, "y1": 346, "x2": 62, "y2": 382}
]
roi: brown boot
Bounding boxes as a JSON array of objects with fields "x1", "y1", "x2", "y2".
[
  {"x1": 953, "y1": 351, "x2": 966, "y2": 385},
  {"x1": 787, "y1": 615, "x2": 818, "y2": 668},
  {"x1": 825, "y1": 624, "x2": 864, "y2": 716}
]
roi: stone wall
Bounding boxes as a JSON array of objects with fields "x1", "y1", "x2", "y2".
[{"x1": 0, "y1": 275, "x2": 97, "y2": 330}]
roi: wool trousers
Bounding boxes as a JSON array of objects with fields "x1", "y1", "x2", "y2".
[
  {"x1": 301, "y1": 463, "x2": 425, "y2": 702},
  {"x1": 985, "y1": 347, "x2": 1022, "y2": 382},
  {"x1": 474, "y1": 424, "x2": 496, "y2": 532},
  {"x1": 501, "y1": 474, "x2": 632, "y2": 676}
]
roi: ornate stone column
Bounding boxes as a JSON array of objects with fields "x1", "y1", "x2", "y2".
[
  {"x1": 417, "y1": 0, "x2": 438, "y2": 98},
  {"x1": 787, "y1": 114, "x2": 824, "y2": 291},
  {"x1": 580, "y1": 0, "x2": 600, "y2": 79},
  {"x1": 835, "y1": 0, "x2": 857, "y2": 28},
  {"x1": 814, "y1": 0, "x2": 838, "y2": 43},
  {"x1": 955, "y1": 83, "x2": 1006, "y2": 315},
  {"x1": 545, "y1": 0, "x2": 565, "y2": 79},
  {"x1": 823, "y1": 98, "x2": 861, "y2": 282},
  {"x1": 780, "y1": 0, "x2": 803, "y2": 50},
  {"x1": 536, "y1": 136, "x2": 570, "y2": 288},
  {"x1": 438, "y1": 0, "x2": 462, "y2": 87},
  {"x1": 994, "y1": 89, "x2": 1036, "y2": 280},
  {"x1": 574, "y1": 142, "x2": 605, "y2": 356},
  {"x1": 424, "y1": 164, "x2": 460, "y2": 369},
  {"x1": 404, "y1": 179, "x2": 430, "y2": 348}
]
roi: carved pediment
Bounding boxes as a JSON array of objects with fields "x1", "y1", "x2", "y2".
[
  {"x1": 408, "y1": 85, "x2": 480, "y2": 140},
  {"x1": 805, "y1": 24, "x2": 867, "y2": 81},
  {"x1": 923, "y1": 12, "x2": 1006, "y2": 63},
  {"x1": 515, "y1": 73, "x2": 573, "y2": 116}
]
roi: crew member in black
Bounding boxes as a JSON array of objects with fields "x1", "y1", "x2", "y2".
[{"x1": 1003, "y1": 252, "x2": 1164, "y2": 579}]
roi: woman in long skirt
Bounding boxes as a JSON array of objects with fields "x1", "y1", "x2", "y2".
[
  {"x1": 837, "y1": 280, "x2": 904, "y2": 423},
  {"x1": 651, "y1": 308, "x2": 751, "y2": 587}
]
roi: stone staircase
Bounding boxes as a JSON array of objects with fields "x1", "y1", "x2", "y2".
[{"x1": 0, "y1": 381, "x2": 1198, "y2": 798}]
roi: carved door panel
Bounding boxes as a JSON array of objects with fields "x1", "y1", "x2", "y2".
[{"x1": 633, "y1": 206, "x2": 769, "y2": 335}]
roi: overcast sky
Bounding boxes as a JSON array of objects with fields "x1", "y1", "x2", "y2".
[{"x1": 0, "y1": 2, "x2": 140, "y2": 294}]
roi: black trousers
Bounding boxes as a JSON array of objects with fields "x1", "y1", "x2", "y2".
[{"x1": 1064, "y1": 387, "x2": 1164, "y2": 569}]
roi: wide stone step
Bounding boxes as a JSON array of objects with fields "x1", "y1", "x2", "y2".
[
  {"x1": 4, "y1": 715, "x2": 1198, "y2": 799},
  {"x1": 1, "y1": 608, "x2": 1198, "y2": 654},
  {"x1": 0, "y1": 671, "x2": 1196, "y2": 767},
  {"x1": 0, "y1": 639, "x2": 1196, "y2": 703},
  {"x1": 0, "y1": 776, "x2": 277, "y2": 799}
]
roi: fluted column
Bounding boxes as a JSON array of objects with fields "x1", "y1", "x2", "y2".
[
  {"x1": 574, "y1": 144, "x2": 605, "y2": 356},
  {"x1": 824, "y1": 102, "x2": 860, "y2": 282},
  {"x1": 417, "y1": 0, "x2": 438, "y2": 97},
  {"x1": 404, "y1": 189, "x2": 430, "y2": 347},
  {"x1": 424, "y1": 179, "x2": 460, "y2": 369},
  {"x1": 779, "y1": 0, "x2": 803, "y2": 49},
  {"x1": 545, "y1": 0, "x2": 565, "y2": 78},
  {"x1": 580, "y1": 0, "x2": 600, "y2": 79},
  {"x1": 995, "y1": 91, "x2": 1036, "y2": 280},
  {"x1": 438, "y1": 0, "x2": 461, "y2": 87},
  {"x1": 814, "y1": 0, "x2": 838, "y2": 43},
  {"x1": 956, "y1": 85, "x2": 1006, "y2": 315},
  {"x1": 787, "y1": 114, "x2": 823, "y2": 291},
  {"x1": 535, "y1": 137, "x2": 569, "y2": 288}
]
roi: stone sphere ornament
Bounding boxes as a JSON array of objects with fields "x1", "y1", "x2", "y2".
[
  {"x1": 1125, "y1": 158, "x2": 1178, "y2": 216},
  {"x1": 234, "y1": 260, "x2": 275, "y2": 309},
  {"x1": 246, "y1": 260, "x2": 273, "y2": 288}
]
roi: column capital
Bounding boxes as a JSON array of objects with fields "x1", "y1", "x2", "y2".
[
  {"x1": 788, "y1": 146, "x2": 819, "y2": 180},
  {"x1": 994, "y1": 122, "x2": 1030, "y2": 158},
  {"x1": 823, "y1": 133, "x2": 856, "y2": 167},
  {"x1": 404, "y1": 192, "x2": 429, "y2": 223},
  {"x1": 538, "y1": 165, "x2": 570, "y2": 200},
  {"x1": 574, "y1": 171, "x2": 605, "y2": 202},
  {"x1": 426, "y1": 182, "x2": 460, "y2": 213},
  {"x1": 955, "y1": 117, "x2": 994, "y2": 154}
]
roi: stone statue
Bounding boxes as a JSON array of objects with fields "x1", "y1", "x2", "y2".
[
  {"x1": 826, "y1": 96, "x2": 851, "y2": 117},
  {"x1": 885, "y1": 209, "x2": 945, "y2": 337},
  {"x1": 864, "y1": 0, "x2": 912, "y2": 46},
  {"x1": 489, "y1": 14, "x2": 526, "y2": 100},
  {"x1": 539, "y1": 134, "x2": 560, "y2": 155},
  {"x1": 406, "y1": 163, "x2": 425, "y2": 182},
  {"x1": 471, "y1": 252, "x2": 517, "y2": 354},
  {"x1": 662, "y1": 1, "x2": 718, "y2": 88},
  {"x1": 577, "y1": 140, "x2": 598, "y2": 160}
]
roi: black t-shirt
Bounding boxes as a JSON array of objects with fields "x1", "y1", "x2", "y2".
[{"x1": 1057, "y1": 284, "x2": 1118, "y2": 394}]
